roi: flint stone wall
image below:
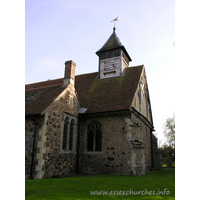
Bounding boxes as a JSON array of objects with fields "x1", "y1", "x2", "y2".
[
  {"x1": 25, "y1": 115, "x2": 44, "y2": 179},
  {"x1": 42, "y1": 85, "x2": 79, "y2": 178},
  {"x1": 78, "y1": 111, "x2": 153, "y2": 176},
  {"x1": 25, "y1": 84, "x2": 79, "y2": 179},
  {"x1": 26, "y1": 83, "x2": 160, "y2": 178}
]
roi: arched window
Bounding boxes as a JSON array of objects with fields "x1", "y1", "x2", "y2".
[
  {"x1": 62, "y1": 116, "x2": 75, "y2": 151},
  {"x1": 62, "y1": 117, "x2": 69, "y2": 150},
  {"x1": 69, "y1": 119, "x2": 74, "y2": 150},
  {"x1": 87, "y1": 121, "x2": 102, "y2": 152}
]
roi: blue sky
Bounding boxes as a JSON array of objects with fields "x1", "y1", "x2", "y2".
[
  {"x1": 25, "y1": 0, "x2": 175, "y2": 145},
  {"x1": 2, "y1": 0, "x2": 200, "y2": 198}
]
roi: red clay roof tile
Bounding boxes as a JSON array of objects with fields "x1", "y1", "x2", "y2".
[
  {"x1": 25, "y1": 65, "x2": 143, "y2": 115},
  {"x1": 25, "y1": 84, "x2": 66, "y2": 115},
  {"x1": 75, "y1": 66, "x2": 143, "y2": 114}
]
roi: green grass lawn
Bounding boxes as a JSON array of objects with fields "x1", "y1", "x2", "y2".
[{"x1": 25, "y1": 168, "x2": 175, "y2": 200}]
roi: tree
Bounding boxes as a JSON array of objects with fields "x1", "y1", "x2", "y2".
[
  {"x1": 163, "y1": 113, "x2": 175, "y2": 148},
  {"x1": 158, "y1": 143, "x2": 175, "y2": 167},
  {"x1": 159, "y1": 114, "x2": 175, "y2": 167}
]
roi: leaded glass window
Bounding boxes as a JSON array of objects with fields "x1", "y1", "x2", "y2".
[
  {"x1": 87, "y1": 121, "x2": 102, "y2": 152},
  {"x1": 62, "y1": 116, "x2": 75, "y2": 151},
  {"x1": 62, "y1": 117, "x2": 69, "y2": 150},
  {"x1": 69, "y1": 119, "x2": 74, "y2": 150}
]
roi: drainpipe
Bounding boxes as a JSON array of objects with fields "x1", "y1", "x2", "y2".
[{"x1": 30, "y1": 118, "x2": 38, "y2": 179}]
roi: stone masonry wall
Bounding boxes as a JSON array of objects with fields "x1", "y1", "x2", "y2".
[
  {"x1": 78, "y1": 113, "x2": 132, "y2": 175},
  {"x1": 78, "y1": 111, "x2": 153, "y2": 176},
  {"x1": 43, "y1": 111, "x2": 78, "y2": 178},
  {"x1": 25, "y1": 115, "x2": 44, "y2": 179},
  {"x1": 26, "y1": 82, "x2": 160, "y2": 178},
  {"x1": 25, "y1": 83, "x2": 79, "y2": 179},
  {"x1": 128, "y1": 113, "x2": 152, "y2": 174},
  {"x1": 42, "y1": 84, "x2": 79, "y2": 178}
]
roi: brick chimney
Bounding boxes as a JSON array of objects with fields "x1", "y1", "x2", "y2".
[{"x1": 63, "y1": 60, "x2": 76, "y2": 86}]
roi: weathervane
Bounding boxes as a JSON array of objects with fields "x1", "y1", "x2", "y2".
[{"x1": 111, "y1": 16, "x2": 119, "y2": 29}]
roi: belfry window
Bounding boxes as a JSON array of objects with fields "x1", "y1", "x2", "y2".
[
  {"x1": 99, "y1": 49, "x2": 121, "y2": 60},
  {"x1": 62, "y1": 116, "x2": 75, "y2": 151},
  {"x1": 87, "y1": 121, "x2": 102, "y2": 152}
]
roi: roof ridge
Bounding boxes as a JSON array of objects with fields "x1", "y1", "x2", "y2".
[
  {"x1": 25, "y1": 83, "x2": 64, "y2": 91},
  {"x1": 128, "y1": 65, "x2": 144, "y2": 69},
  {"x1": 26, "y1": 65, "x2": 146, "y2": 116},
  {"x1": 25, "y1": 66, "x2": 143, "y2": 90},
  {"x1": 25, "y1": 77, "x2": 63, "y2": 86},
  {"x1": 75, "y1": 71, "x2": 98, "y2": 77}
]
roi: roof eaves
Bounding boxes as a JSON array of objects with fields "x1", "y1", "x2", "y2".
[
  {"x1": 79, "y1": 109, "x2": 131, "y2": 117},
  {"x1": 129, "y1": 107, "x2": 154, "y2": 130}
]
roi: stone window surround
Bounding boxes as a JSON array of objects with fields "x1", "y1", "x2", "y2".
[
  {"x1": 60, "y1": 113, "x2": 77, "y2": 154},
  {"x1": 84, "y1": 120, "x2": 103, "y2": 154}
]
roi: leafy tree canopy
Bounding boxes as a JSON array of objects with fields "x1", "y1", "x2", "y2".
[{"x1": 163, "y1": 113, "x2": 175, "y2": 148}]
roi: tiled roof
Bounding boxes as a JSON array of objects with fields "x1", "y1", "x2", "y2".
[
  {"x1": 25, "y1": 78, "x2": 63, "y2": 91},
  {"x1": 25, "y1": 65, "x2": 143, "y2": 115},
  {"x1": 25, "y1": 83, "x2": 66, "y2": 115},
  {"x1": 75, "y1": 66, "x2": 143, "y2": 114}
]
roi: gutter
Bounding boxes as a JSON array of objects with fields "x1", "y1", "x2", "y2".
[{"x1": 79, "y1": 109, "x2": 131, "y2": 118}]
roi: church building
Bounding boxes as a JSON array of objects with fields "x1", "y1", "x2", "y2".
[{"x1": 25, "y1": 27, "x2": 162, "y2": 179}]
